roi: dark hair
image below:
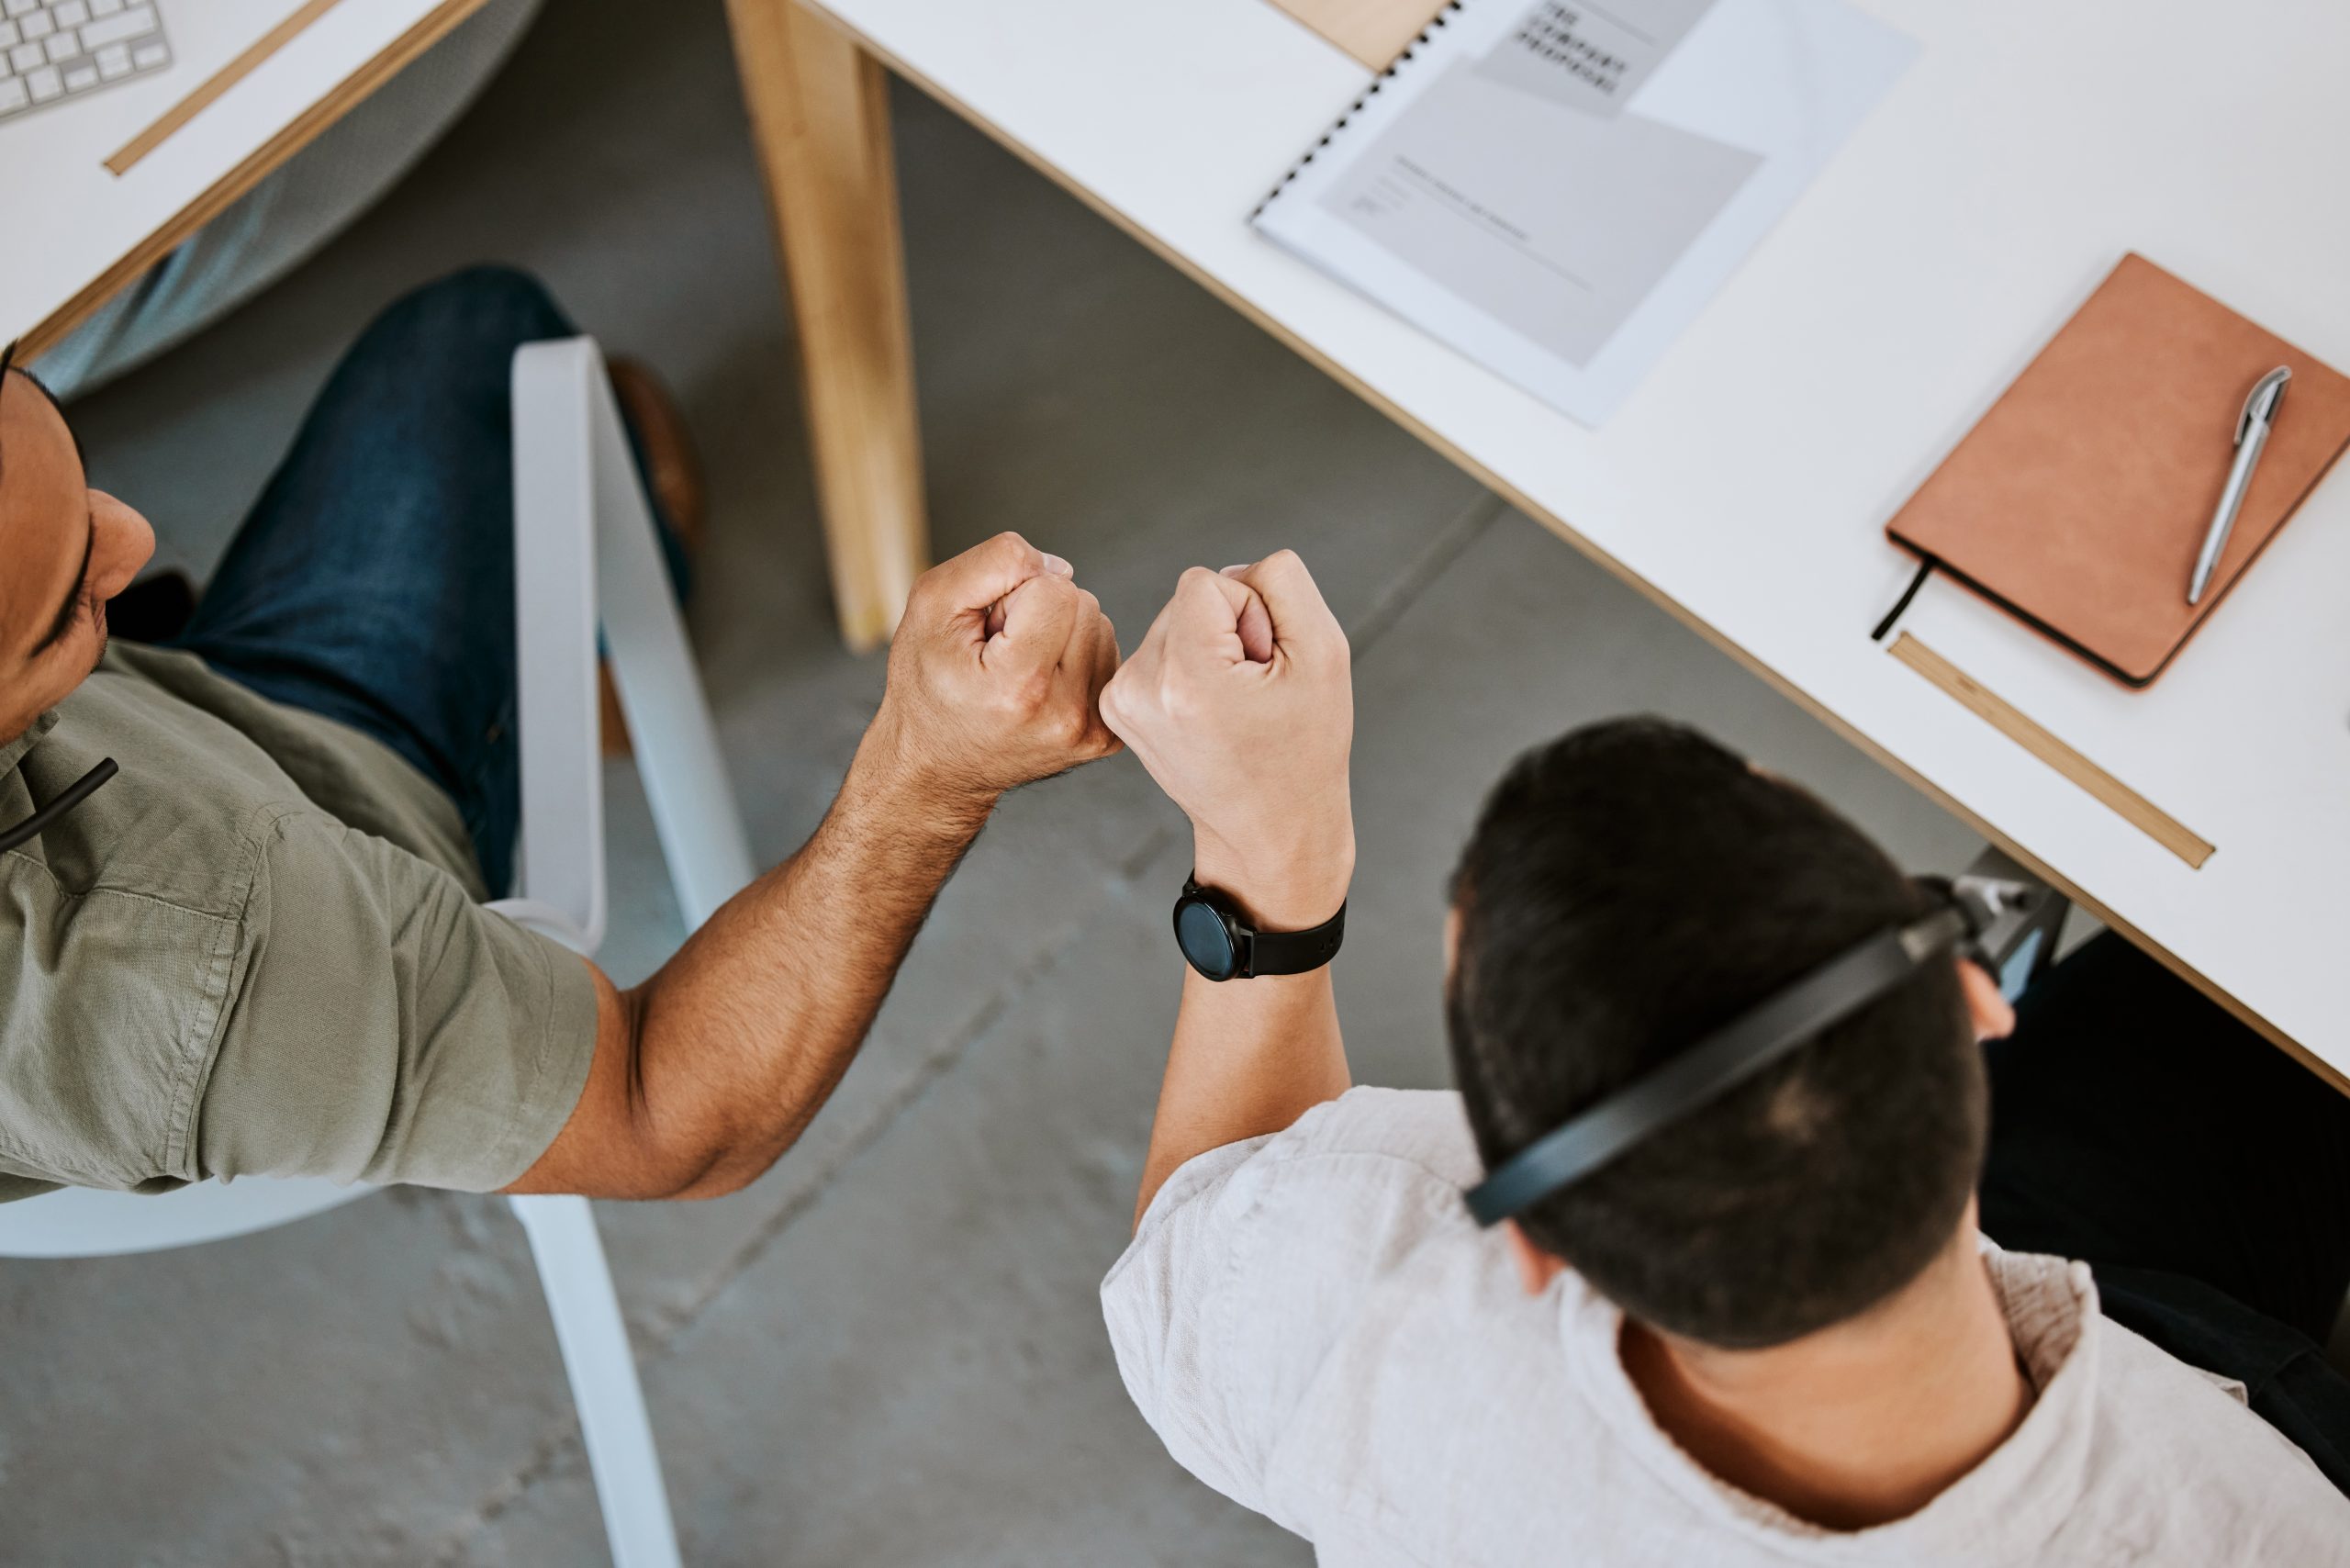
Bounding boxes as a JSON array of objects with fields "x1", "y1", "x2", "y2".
[{"x1": 1445, "y1": 718, "x2": 1983, "y2": 1349}]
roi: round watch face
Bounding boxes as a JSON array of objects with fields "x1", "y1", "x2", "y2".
[{"x1": 1175, "y1": 897, "x2": 1241, "y2": 980}]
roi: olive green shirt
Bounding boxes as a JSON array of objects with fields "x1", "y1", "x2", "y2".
[{"x1": 0, "y1": 644, "x2": 599, "y2": 1203}]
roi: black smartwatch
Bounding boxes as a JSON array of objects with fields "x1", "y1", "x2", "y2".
[{"x1": 1171, "y1": 875, "x2": 1347, "y2": 981}]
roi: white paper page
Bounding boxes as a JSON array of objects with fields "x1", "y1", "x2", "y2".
[{"x1": 1254, "y1": 0, "x2": 1916, "y2": 426}]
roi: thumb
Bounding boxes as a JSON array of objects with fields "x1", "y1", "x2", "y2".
[
  {"x1": 1169, "y1": 566, "x2": 1268, "y2": 668},
  {"x1": 921, "y1": 532, "x2": 1072, "y2": 624},
  {"x1": 985, "y1": 571, "x2": 1081, "y2": 682},
  {"x1": 1220, "y1": 566, "x2": 1275, "y2": 663},
  {"x1": 1225, "y1": 550, "x2": 1342, "y2": 666}
]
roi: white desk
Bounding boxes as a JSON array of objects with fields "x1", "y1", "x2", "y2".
[
  {"x1": 809, "y1": 0, "x2": 2350, "y2": 1083},
  {"x1": 1, "y1": 0, "x2": 484, "y2": 347}
]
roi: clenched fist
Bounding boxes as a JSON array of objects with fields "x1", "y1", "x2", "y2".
[
  {"x1": 864, "y1": 532, "x2": 1123, "y2": 816},
  {"x1": 1100, "y1": 551, "x2": 1353, "y2": 928}
]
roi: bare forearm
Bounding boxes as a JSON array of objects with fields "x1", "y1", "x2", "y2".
[
  {"x1": 512, "y1": 532, "x2": 1125, "y2": 1201},
  {"x1": 629, "y1": 734, "x2": 987, "y2": 1195},
  {"x1": 1096, "y1": 549, "x2": 1359, "y2": 1229},
  {"x1": 1135, "y1": 966, "x2": 1349, "y2": 1226},
  {"x1": 514, "y1": 729, "x2": 993, "y2": 1201},
  {"x1": 1132, "y1": 825, "x2": 1354, "y2": 1226}
]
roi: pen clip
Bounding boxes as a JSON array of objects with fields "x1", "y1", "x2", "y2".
[{"x1": 2235, "y1": 365, "x2": 2291, "y2": 444}]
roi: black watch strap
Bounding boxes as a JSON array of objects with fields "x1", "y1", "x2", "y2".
[{"x1": 1184, "y1": 875, "x2": 1347, "y2": 977}]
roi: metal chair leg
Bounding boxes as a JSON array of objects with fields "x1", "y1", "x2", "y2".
[{"x1": 509, "y1": 1193, "x2": 684, "y2": 1568}]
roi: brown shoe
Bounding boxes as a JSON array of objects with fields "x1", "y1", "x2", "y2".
[
  {"x1": 607, "y1": 357, "x2": 707, "y2": 554},
  {"x1": 599, "y1": 359, "x2": 706, "y2": 755}
]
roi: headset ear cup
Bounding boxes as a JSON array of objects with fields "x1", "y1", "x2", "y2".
[{"x1": 1907, "y1": 873, "x2": 1996, "y2": 952}]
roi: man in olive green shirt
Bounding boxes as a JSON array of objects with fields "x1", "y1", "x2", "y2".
[{"x1": 0, "y1": 268, "x2": 1123, "y2": 1203}]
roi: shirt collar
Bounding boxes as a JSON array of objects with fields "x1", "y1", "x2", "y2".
[
  {"x1": 0, "y1": 708, "x2": 61, "y2": 778},
  {"x1": 1558, "y1": 1245, "x2": 2103, "y2": 1563}
]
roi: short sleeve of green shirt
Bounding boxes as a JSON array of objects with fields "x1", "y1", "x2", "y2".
[
  {"x1": 192, "y1": 808, "x2": 600, "y2": 1190},
  {"x1": 0, "y1": 647, "x2": 601, "y2": 1202}
]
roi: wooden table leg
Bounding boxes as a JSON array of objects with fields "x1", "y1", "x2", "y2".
[{"x1": 723, "y1": 0, "x2": 929, "y2": 651}]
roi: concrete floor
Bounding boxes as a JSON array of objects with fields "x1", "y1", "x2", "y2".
[{"x1": 3, "y1": 2, "x2": 1998, "y2": 1563}]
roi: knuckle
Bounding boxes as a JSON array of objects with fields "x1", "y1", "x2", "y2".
[
  {"x1": 993, "y1": 532, "x2": 1039, "y2": 573},
  {"x1": 1266, "y1": 550, "x2": 1322, "y2": 599},
  {"x1": 1021, "y1": 572, "x2": 1074, "y2": 609},
  {"x1": 946, "y1": 531, "x2": 1033, "y2": 588}
]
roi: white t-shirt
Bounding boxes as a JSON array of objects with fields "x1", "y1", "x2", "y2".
[{"x1": 1102, "y1": 1086, "x2": 2350, "y2": 1566}]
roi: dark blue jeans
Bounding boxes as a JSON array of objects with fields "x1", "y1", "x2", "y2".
[
  {"x1": 173, "y1": 266, "x2": 677, "y2": 894},
  {"x1": 1981, "y1": 934, "x2": 2350, "y2": 1495}
]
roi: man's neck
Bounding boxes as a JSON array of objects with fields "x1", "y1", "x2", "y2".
[{"x1": 1617, "y1": 1238, "x2": 2032, "y2": 1530}]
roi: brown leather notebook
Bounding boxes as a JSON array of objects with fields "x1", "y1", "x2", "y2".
[{"x1": 1883, "y1": 253, "x2": 2350, "y2": 687}]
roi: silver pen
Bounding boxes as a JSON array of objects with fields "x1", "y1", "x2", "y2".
[{"x1": 2188, "y1": 364, "x2": 2291, "y2": 606}]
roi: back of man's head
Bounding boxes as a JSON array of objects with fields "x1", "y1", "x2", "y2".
[{"x1": 1445, "y1": 717, "x2": 1984, "y2": 1350}]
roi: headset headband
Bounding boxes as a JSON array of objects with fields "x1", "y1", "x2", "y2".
[{"x1": 1461, "y1": 902, "x2": 1975, "y2": 1227}]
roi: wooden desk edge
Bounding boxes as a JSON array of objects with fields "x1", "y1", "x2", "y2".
[
  {"x1": 797, "y1": 0, "x2": 2345, "y2": 1097},
  {"x1": 24, "y1": 0, "x2": 494, "y2": 359}
]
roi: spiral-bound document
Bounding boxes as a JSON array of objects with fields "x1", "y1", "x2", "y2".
[{"x1": 1254, "y1": 0, "x2": 1915, "y2": 426}]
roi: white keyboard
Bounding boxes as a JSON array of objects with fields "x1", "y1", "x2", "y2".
[{"x1": 0, "y1": 0, "x2": 170, "y2": 122}]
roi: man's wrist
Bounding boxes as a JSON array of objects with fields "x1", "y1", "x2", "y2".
[
  {"x1": 1191, "y1": 827, "x2": 1354, "y2": 931},
  {"x1": 848, "y1": 711, "x2": 997, "y2": 840}
]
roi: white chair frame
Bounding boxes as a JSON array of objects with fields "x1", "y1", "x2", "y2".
[{"x1": 0, "y1": 338, "x2": 755, "y2": 1568}]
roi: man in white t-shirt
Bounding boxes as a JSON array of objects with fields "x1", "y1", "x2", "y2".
[{"x1": 1094, "y1": 551, "x2": 2350, "y2": 1565}]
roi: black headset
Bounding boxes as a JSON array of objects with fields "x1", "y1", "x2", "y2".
[
  {"x1": 1461, "y1": 857, "x2": 2065, "y2": 1227},
  {"x1": 0, "y1": 756, "x2": 118, "y2": 854}
]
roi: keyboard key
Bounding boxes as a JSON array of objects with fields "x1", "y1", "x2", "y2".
[
  {"x1": 94, "y1": 39, "x2": 125, "y2": 75},
  {"x1": 53, "y1": 0, "x2": 86, "y2": 25},
  {"x1": 77, "y1": 3, "x2": 149, "y2": 47},
  {"x1": 8, "y1": 39, "x2": 39, "y2": 70},
  {"x1": 0, "y1": 20, "x2": 16, "y2": 46},
  {"x1": 0, "y1": 74, "x2": 23, "y2": 111},
  {"x1": 90, "y1": 0, "x2": 120, "y2": 11},
  {"x1": 1, "y1": 0, "x2": 34, "y2": 17},
  {"x1": 17, "y1": 7, "x2": 48, "y2": 37},
  {"x1": 25, "y1": 62, "x2": 59, "y2": 100},
  {"x1": 61, "y1": 61, "x2": 93, "y2": 89},
  {"x1": 129, "y1": 38, "x2": 159, "y2": 68},
  {"x1": 44, "y1": 30, "x2": 78, "y2": 61}
]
